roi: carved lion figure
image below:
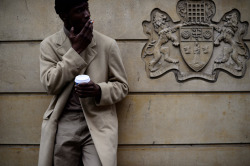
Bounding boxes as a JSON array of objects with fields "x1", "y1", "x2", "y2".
[{"x1": 214, "y1": 10, "x2": 248, "y2": 71}]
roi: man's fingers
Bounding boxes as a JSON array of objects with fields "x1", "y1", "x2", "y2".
[
  {"x1": 85, "y1": 22, "x2": 93, "y2": 35},
  {"x1": 73, "y1": 20, "x2": 93, "y2": 47},
  {"x1": 75, "y1": 87, "x2": 95, "y2": 93},
  {"x1": 76, "y1": 91, "x2": 96, "y2": 95},
  {"x1": 77, "y1": 81, "x2": 94, "y2": 87},
  {"x1": 69, "y1": 27, "x2": 75, "y2": 38},
  {"x1": 75, "y1": 80, "x2": 100, "y2": 98},
  {"x1": 86, "y1": 23, "x2": 93, "y2": 38},
  {"x1": 79, "y1": 19, "x2": 91, "y2": 36}
]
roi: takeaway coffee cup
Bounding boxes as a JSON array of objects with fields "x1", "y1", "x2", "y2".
[{"x1": 75, "y1": 75, "x2": 90, "y2": 85}]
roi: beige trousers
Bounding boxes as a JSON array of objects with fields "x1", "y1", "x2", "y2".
[{"x1": 54, "y1": 110, "x2": 102, "y2": 166}]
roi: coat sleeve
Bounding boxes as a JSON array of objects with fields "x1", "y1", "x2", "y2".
[
  {"x1": 96, "y1": 40, "x2": 129, "y2": 106},
  {"x1": 40, "y1": 40, "x2": 87, "y2": 95}
]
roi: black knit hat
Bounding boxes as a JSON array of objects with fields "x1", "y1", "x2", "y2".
[{"x1": 55, "y1": 0, "x2": 88, "y2": 14}]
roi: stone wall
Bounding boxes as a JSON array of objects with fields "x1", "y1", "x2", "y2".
[{"x1": 0, "y1": 0, "x2": 249, "y2": 165}]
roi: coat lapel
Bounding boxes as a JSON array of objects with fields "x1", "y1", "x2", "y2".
[
  {"x1": 56, "y1": 29, "x2": 71, "y2": 57},
  {"x1": 80, "y1": 35, "x2": 97, "y2": 73}
]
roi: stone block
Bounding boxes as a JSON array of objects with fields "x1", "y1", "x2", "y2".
[
  {"x1": 118, "y1": 145, "x2": 250, "y2": 166},
  {"x1": 0, "y1": 94, "x2": 249, "y2": 144},
  {"x1": 1, "y1": 42, "x2": 250, "y2": 92},
  {"x1": 0, "y1": 95, "x2": 51, "y2": 144},
  {"x1": 0, "y1": 0, "x2": 62, "y2": 41},
  {"x1": 117, "y1": 94, "x2": 250, "y2": 144},
  {"x1": 0, "y1": 0, "x2": 250, "y2": 40},
  {"x1": 0, "y1": 145, "x2": 39, "y2": 166},
  {"x1": 0, "y1": 145, "x2": 250, "y2": 166},
  {"x1": 0, "y1": 42, "x2": 44, "y2": 92}
]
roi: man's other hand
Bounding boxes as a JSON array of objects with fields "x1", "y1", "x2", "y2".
[{"x1": 75, "y1": 80, "x2": 101, "y2": 100}]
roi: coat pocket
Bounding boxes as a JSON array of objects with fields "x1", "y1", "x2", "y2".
[{"x1": 43, "y1": 109, "x2": 54, "y2": 120}]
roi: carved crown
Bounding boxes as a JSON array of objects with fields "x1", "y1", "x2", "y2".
[{"x1": 177, "y1": 0, "x2": 216, "y2": 24}]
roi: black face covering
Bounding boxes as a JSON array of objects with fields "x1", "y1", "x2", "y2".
[{"x1": 54, "y1": 0, "x2": 88, "y2": 14}]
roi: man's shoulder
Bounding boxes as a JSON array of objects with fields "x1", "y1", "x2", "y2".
[
  {"x1": 41, "y1": 29, "x2": 65, "y2": 47},
  {"x1": 93, "y1": 30, "x2": 116, "y2": 46}
]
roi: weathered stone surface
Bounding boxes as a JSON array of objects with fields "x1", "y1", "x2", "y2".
[
  {"x1": 0, "y1": 0, "x2": 250, "y2": 40},
  {"x1": 1, "y1": 42, "x2": 250, "y2": 92},
  {"x1": 91, "y1": 0, "x2": 250, "y2": 40},
  {"x1": 0, "y1": 94, "x2": 249, "y2": 144},
  {"x1": 1, "y1": 145, "x2": 250, "y2": 166},
  {"x1": 0, "y1": 0, "x2": 62, "y2": 41},
  {"x1": 0, "y1": 145, "x2": 39, "y2": 166},
  {"x1": 0, "y1": 95, "x2": 51, "y2": 144},
  {"x1": 117, "y1": 94, "x2": 250, "y2": 144},
  {"x1": 0, "y1": 42, "x2": 44, "y2": 92},
  {"x1": 118, "y1": 145, "x2": 250, "y2": 166}
]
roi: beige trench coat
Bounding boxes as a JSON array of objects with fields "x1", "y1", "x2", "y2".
[{"x1": 38, "y1": 29, "x2": 128, "y2": 166}]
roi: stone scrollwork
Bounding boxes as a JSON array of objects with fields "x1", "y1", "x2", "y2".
[{"x1": 142, "y1": 0, "x2": 249, "y2": 82}]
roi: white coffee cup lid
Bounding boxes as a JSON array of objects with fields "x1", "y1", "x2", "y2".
[{"x1": 75, "y1": 75, "x2": 90, "y2": 84}]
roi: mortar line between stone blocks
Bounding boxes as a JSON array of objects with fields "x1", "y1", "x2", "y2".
[
  {"x1": 127, "y1": 91, "x2": 250, "y2": 95},
  {"x1": 1, "y1": 39, "x2": 250, "y2": 43},
  {"x1": 0, "y1": 39, "x2": 148, "y2": 43},
  {"x1": 0, "y1": 40, "x2": 42, "y2": 43},
  {"x1": 1, "y1": 143, "x2": 250, "y2": 148},
  {"x1": 118, "y1": 143, "x2": 250, "y2": 148},
  {"x1": 0, "y1": 144, "x2": 39, "y2": 147},
  {"x1": 0, "y1": 91, "x2": 250, "y2": 96}
]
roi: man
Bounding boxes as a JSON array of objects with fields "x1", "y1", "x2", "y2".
[{"x1": 38, "y1": 0, "x2": 129, "y2": 166}]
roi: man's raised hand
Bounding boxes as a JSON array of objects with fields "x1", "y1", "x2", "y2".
[{"x1": 69, "y1": 19, "x2": 93, "y2": 54}]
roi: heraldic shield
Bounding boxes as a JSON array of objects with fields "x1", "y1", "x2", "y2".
[
  {"x1": 141, "y1": 0, "x2": 249, "y2": 82},
  {"x1": 180, "y1": 26, "x2": 214, "y2": 72}
]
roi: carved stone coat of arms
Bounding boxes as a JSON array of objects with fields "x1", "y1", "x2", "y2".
[{"x1": 142, "y1": 0, "x2": 249, "y2": 82}]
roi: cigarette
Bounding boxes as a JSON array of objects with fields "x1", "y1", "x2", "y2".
[{"x1": 90, "y1": 19, "x2": 94, "y2": 24}]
